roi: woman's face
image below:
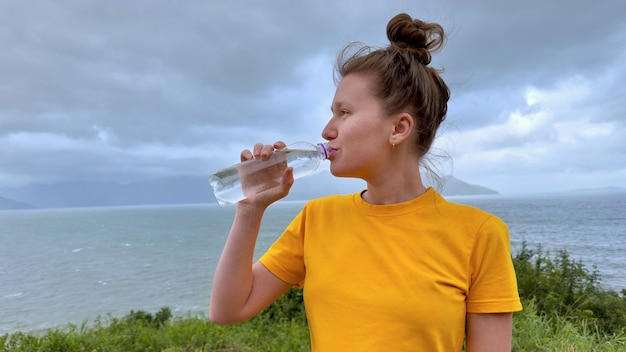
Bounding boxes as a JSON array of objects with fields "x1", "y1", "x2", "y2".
[{"x1": 322, "y1": 73, "x2": 395, "y2": 179}]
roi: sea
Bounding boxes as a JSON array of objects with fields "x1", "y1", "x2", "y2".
[{"x1": 1, "y1": 191, "x2": 625, "y2": 334}]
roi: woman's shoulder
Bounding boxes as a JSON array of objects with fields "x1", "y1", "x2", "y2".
[{"x1": 434, "y1": 192, "x2": 506, "y2": 227}]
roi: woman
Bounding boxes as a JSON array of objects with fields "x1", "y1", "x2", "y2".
[{"x1": 210, "y1": 13, "x2": 522, "y2": 351}]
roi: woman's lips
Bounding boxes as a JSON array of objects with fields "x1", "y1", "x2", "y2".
[{"x1": 326, "y1": 147, "x2": 337, "y2": 160}]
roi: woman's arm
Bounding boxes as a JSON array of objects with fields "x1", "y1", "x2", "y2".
[
  {"x1": 209, "y1": 203, "x2": 293, "y2": 325},
  {"x1": 465, "y1": 312, "x2": 513, "y2": 352},
  {"x1": 209, "y1": 142, "x2": 295, "y2": 325}
]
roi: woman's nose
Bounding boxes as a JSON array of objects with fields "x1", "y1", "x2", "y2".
[{"x1": 321, "y1": 119, "x2": 336, "y2": 141}]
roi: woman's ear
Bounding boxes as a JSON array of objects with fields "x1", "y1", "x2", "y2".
[{"x1": 390, "y1": 112, "x2": 414, "y2": 145}]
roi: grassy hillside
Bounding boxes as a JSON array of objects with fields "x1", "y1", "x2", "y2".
[{"x1": 2, "y1": 244, "x2": 625, "y2": 351}]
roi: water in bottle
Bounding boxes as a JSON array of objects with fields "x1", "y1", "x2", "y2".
[{"x1": 209, "y1": 142, "x2": 329, "y2": 206}]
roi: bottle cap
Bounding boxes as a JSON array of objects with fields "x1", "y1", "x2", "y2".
[{"x1": 317, "y1": 143, "x2": 329, "y2": 159}]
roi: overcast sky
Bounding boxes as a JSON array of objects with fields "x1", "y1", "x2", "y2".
[{"x1": 1, "y1": 0, "x2": 624, "y2": 195}]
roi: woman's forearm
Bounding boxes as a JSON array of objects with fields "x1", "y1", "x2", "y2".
[{"x1": 209, "y1": 203, "x2": 265, "y2": 324}]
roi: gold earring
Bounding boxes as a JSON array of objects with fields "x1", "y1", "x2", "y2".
[{"x1": 392, "y1": 143, "x2": 396, "y2": 150}]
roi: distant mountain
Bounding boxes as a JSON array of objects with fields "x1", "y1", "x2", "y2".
[
  {"x1": 440, "y1": 176, "x2": 499, "y2": 196},
  {"x1": 0, "y1": 176, "x2": 214, "y2": 208},
  {"x1": 0, "y1": 195, "x2": 34, "y2": 210},
  {"x1": 0, "y1": 174, "x2": 498, "y2": 209}
]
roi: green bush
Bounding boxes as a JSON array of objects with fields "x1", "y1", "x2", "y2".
[
  {"x1": 513, "y1": 241, "x2": 626, "y2": 335},
  {"x1": 257, "y1": 286, "x2": 307, "y2": 323},
  {"x1": 121, "y1": 306, "x2": 173, "y2": 328}
]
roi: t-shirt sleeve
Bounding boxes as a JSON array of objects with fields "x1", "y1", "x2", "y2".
[
  {"x1": 259, "y1": 209, "x2": 307, "y2": 286},
  {"x1": 466, "y1": 215, "x2": 523, "y2": 313}
]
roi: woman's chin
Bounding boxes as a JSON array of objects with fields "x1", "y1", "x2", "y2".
[{"x1": 329, "y1": 167, "x2": 355, "y2": 179}]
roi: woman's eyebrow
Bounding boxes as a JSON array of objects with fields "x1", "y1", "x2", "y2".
[{"x1": 330, "y1": 101, "x2": 345, "y2": 113}]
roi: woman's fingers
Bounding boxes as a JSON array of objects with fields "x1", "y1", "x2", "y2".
[
  {"x1": 241, "y1": 141, "x2": 287, "y2": 162},
  {"x1": 240, "y1": 148, "x2": 254, "y2": 162},
  {"x1": 273, "y1": 141, "x2": 287, "y2": 150}
]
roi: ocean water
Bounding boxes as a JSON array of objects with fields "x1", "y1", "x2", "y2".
[{"x1": 1, "y1": 192, "x2": 625, "y2": 334}]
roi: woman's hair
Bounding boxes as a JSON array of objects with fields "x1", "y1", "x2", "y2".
[{"x1": 335, "y1": 13, "x2": 450, "y2": 160}]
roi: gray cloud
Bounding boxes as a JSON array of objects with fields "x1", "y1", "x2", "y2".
[{"x1": 0, "y1": 0, "x2": 624, "y2": 193}]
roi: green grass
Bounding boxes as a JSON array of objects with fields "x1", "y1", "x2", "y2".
[
  {"x1": 0, "y1": 308, "x2": 310, "y2": 352},
  {"x1": 3, "y1": 244, "x2": 626, "y2": 351},
  {"x1": 513, "y1": 299, "x2": 626, "y2": 351}
]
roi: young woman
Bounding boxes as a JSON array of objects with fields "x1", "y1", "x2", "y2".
[{"x1": 210, "y1": 13, "x2": 522, "y2": 351}]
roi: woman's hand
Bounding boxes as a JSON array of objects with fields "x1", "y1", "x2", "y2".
[
  {"x1": 238, "y1": 141, "x2": 295, "y2": 208},
  {"x1": 209, "y1": 140, "x2": 295, "y2": 325}
]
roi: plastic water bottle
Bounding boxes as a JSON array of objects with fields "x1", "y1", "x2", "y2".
[{"x1": 209, "y1": 141, "x2": 329, "y2": 206}]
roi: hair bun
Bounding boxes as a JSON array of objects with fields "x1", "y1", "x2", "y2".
[{"x1": 386, "y1": 13, "x2": 445, "y2": 65}]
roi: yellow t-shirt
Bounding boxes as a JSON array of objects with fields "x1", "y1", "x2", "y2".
[{"x1": 259, "y1": 188, "x2": 522, "y2": 351}]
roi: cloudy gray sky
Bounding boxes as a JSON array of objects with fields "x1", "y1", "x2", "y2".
[{"x1": 1, "y1": 0, "x2": 624, "y2": 195}]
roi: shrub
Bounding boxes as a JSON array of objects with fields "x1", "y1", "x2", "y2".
[
  {"x1": 123, "y1": 306, "x2": 173, "y2": 327},
  {"x1": 513, "y1": 242, "x2": 626, "y2": 335},
  {"x1": 258, "y1": 287, "x2": 306, "y2": 323}
]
